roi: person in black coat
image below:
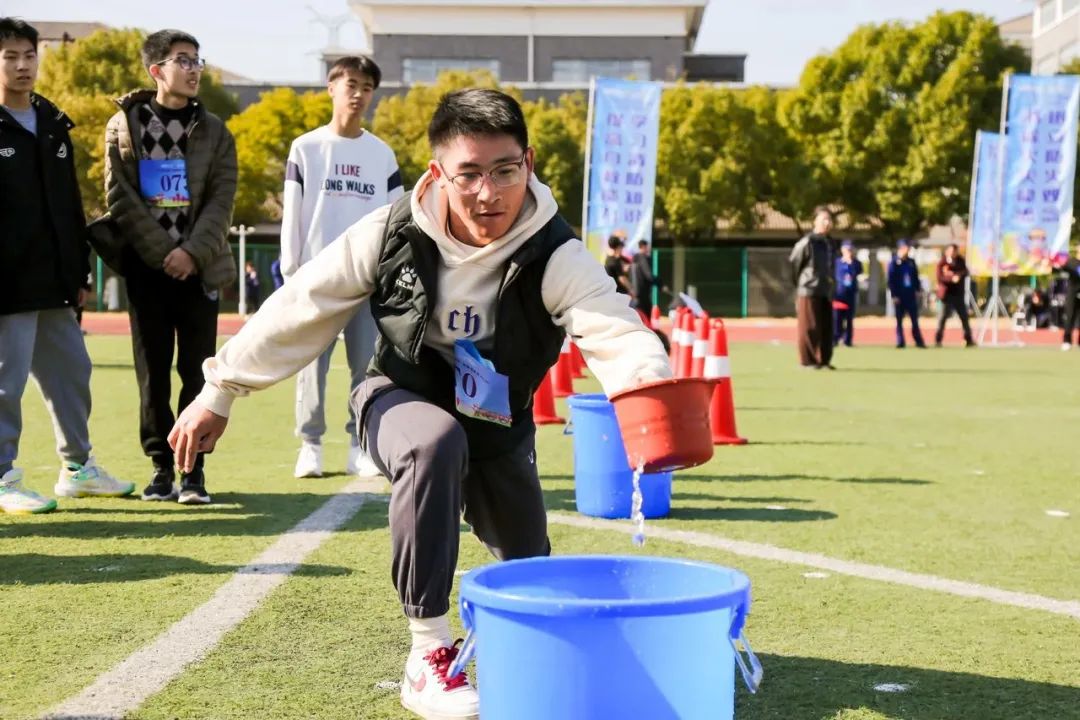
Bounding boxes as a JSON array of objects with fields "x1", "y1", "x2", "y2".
[{"x1": 1059, "y1": 245, "x2": 1080, "y2": 350}]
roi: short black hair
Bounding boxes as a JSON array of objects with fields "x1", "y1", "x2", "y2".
[
  {"x1": 638, "y1": 240, "x2": 649, "y2": 249},
  {"x1": 608, "y1": 235, "x2": 624, "y2": 250},
  {"x1": 142, "y1": 29, "x2": 199, "y2": 69},
  {"x1": 0, "y1": 18, "x2": 38, "y2": 50},
  {"x1": 327, "y1": 55, "x2": 381, "y2": 88},
  {"x1": 428, "y1": 88, "x2": 528, "y2": 154}
]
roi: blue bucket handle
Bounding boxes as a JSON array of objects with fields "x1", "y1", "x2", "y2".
[
  {"x1": 562, "y1": 409, "x2": 573, "y2": 435},
  {"x1": 448, "y1": 598, "x2": 476, "y2": 678},
  {"x1": 729, "y1": 586, "x2": 763, "y2": 693},
  {"x1": 451, "y1": 584, "x2": 763, "y2": 694}
]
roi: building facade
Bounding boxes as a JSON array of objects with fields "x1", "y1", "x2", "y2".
[
  {"x1": 337, "y1": 0, "x2": 743, "y2": 103},
  {"x1": 1032, "y1": 0, "x2": 1080, "y2": 74}
]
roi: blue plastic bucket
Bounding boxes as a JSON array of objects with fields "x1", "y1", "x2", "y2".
[
  {"x1": 452, "y1": 555, "x2": 761, "y2": 720},
  {"x1": 565, "y1": 393, "x2": 673, "y2": 518}
]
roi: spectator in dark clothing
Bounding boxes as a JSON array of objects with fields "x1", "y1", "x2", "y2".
[
  {"x1": 630, "y1": 240, "x2": 667, "y2": 318},
  {"x1": 244, "y1": 261, "x2": 260, "y2": 313},
  {"x1": 934, "y1": 243, "x2": 974, "y2": 347},
  {"x1": 888, "y1": 239, "x2": 926, "y2": 349},
  {"x1": 832, "y1": 240, "x2": 862, "y2": 347},
  {"x1": 1059, "y1": 245, "x2": 1080, "y2": 350},
  {"x1": 603, "y1": 235, "x2": 632, "y2": 296},
  {"x1": 789, "y1": 206, "x2": 836, "y2": 368}
]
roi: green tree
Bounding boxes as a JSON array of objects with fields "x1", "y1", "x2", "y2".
[
  {"x1": 36, "y1": 27, "x2": 238, "y2": 216},
  {"x1": 226, "y1": 88, "x2": 331, "y2": 224},
  {"x1": 780, "y1": 11, "x2": 1029, "y2": 239},
  {"x1": 523, "y1": 92, "x2": 587, "y2": 223}
]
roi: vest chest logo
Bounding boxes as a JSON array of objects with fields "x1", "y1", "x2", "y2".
[
  {"x1": 395, "y1": 264, "x2": 417, "y2": 292},
  {"x1": 0, "y1": 147, "x2": 13, "y2": 158},
  {"x1": 56, "y1": 143, "x2": 68, "y2": 159}
]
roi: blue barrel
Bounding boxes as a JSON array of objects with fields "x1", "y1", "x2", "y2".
[
  {"x1": 565, "y1": 393, "x2": 673, "y2": 518},
  {"x1": 454, "y1": 555, "x2": 761, "y2": 720}
]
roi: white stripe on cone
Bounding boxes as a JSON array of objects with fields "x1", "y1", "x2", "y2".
[
  {"x1": 693, "y1": 339, "x2": 708, "y2": 358},
  {"x1": 704, "y1": 356, "x2": 731, "y2": 378}
]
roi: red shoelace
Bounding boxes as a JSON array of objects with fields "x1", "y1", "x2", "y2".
[{"x1": 424, "y1": 639, "x2": 469, "y2": 690}]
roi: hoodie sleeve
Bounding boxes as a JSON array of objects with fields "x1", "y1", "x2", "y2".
[
  {"x1": 280, "y1": 139, "x2": 304, "y2": 278},
  {"x1": 542, "y1": 240, "x2": 672, "y2": 396},
  {"x1": 193, "y1": 205, "x2": 389, "y2": 418}
]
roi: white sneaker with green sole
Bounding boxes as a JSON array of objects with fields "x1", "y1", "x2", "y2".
[
  {"x1": 55, "y1": 457, "x2": 135, "y2": 498},
  {"x1": 0, "y1": 468, "x2": 58, "y2": 514}
]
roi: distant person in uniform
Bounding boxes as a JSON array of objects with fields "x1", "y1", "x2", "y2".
[
  {"x1": 888, "y1": 239, "x2": 926, "y2": 349},
  {"x1": 832, "y1": 240, "x2": 862, "y2": 347}
]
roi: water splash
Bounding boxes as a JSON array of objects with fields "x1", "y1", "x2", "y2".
[{"x1": 631, "y1": 460, "x2": 646, "y2": 546}]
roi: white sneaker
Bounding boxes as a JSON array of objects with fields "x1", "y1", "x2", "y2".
[
  {"x1": 0, "y1": 468, "x2": 57, "y2": 514},
  {"x1": 346, "y1": 444, "x2": 382, "y2": 477},
  {"x1": 55, "y1": 457, "x2": 135, "y2": 498},
  {"x1": 294, "y1": 442, "x2": 323, "y2": 478},
  {"x1": 400, "y1": 643, "x2": 479, "y2": 720},
  {"x1": 1063, "y1": 343, "x2": 1073, "y2": 352}
]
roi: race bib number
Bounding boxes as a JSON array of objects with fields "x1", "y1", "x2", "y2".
[
  {"x1": 843, "y1": 272, "x2": 853, "y2": 288},
  {"x1": 454, "y1": 340, "x2": 511, "y2": 427},
  {"x1": 903, "y1": 275, "x2": 912, "y2": 289},
  {"x1": 139, "y1": 158, "x2": 190, "y2": 208}
]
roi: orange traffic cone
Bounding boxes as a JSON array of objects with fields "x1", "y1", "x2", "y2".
[
  {"x1": 570, "y1": 341, "x2": 586, "y2": 379},
  {"x1": 691, "y1": 313, "x2": 710, "y2": 377},
  {"x1": 669, "y1": 308, "x2": 684, "y2": 369},
  {"x1": 532, "y1": 372, "x2": 565, "y2": 425},
  {"x1": 677, "y1": 311, "x2": 695, "y2": 379},
  {"x1": 650, "y1": 305, "x2": 662, "y2": 330},
  {"x1": 706, "y1": 318, "x2": 747, "y2": 445},
  {"x1": 551, "y1": 338, "x2": 575, "y2": 398}
]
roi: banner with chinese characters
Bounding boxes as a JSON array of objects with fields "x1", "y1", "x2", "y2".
[
  {"x1": 966, "y1": 131, "x2": 1002, "y2": 276},
  {"x1": 996, "y1": 74, "x2": 1080, "y2": 276},
  {"x1": 584, "y1": 77, "x2": 662, "y2": 252}
]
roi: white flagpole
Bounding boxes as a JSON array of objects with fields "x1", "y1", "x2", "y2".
[{"x1": 581, "y1": 77, "x2": 596, "y2": 253}]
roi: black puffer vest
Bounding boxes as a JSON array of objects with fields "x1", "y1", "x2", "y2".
[{"x1": 368, "y1": 195, "x2": 577, "y2": 457}]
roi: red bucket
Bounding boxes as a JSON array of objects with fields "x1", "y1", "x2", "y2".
[{"x1": 608, "y1": 377, "x2": 719, "y2": 473}]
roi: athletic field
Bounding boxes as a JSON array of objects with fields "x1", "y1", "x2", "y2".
[{"x1": 3, "y1": 335, "x2": 1078, "y2": 719}]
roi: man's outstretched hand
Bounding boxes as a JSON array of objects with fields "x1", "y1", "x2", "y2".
[{"x1": 168, "y1": 402, "x2": 229, "y2": 473}]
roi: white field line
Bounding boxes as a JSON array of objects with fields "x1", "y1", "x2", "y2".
[
  {"x1": 43, "y1": 478, "x2": 382, "y2": 720},
  {"x1": 548, "y1": 512, "x2": 1080, "y2": 621}
]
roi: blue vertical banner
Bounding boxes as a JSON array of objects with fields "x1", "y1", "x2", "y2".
[
  {"x1": 998, "y1": 74, "x2": 1080, "y2": 275},
  {"x1": 966, "y1": 131, "x2": 1002, "y2": 276},
  {"x1": 584, "y1": 77, "x2": 662, "y2": 252}
]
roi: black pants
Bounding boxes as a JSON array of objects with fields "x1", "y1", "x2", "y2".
[
  {"x1": 1064, "y1": 293, "x2": 1080, "y2": 345},
  {"x1": 796, "y1": 295, "x2": 833, "y2": 367},
  {"x1": 936, "y1": 294, "x2": 973, "y2": 345},
  {"x1": 353, "y1": 376, "x2": 550, "y2": 619},
  {"x1": 125, "y1": 252, "x2": 218, "y2": 471}
]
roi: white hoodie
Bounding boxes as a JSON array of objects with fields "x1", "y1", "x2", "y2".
[{"x1": 195, "y1": 172, "x2": 671, "y2": 418}]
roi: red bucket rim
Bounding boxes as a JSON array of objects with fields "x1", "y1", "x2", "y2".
[{"x1": 608, "y1": 376, "x2": 718, "y2": 403}]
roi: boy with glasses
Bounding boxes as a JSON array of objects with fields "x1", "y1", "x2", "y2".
[
  {"x1": 104, "y1": 29, "x2": 237, "y2": 505},
  {"x1": 0, "y1": 18, "x2": 133, "y2": 513},
  {"x1": 281, "y1": 55, "x2": 403, "y2": 479},
  {"x1": 170, "y1": 89, "x2": 671, "y2": 718}
]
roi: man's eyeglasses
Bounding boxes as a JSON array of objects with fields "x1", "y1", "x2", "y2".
[
  {"x1": 441, "y1": 152, "x2": 528, "y2": 195},
  {"x1": 156, "y1": 55, "x2": 206, "y2": 72}
]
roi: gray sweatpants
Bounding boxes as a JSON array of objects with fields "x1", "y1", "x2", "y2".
[
  {"x1": 295, "y1": 302, "x2": 377, "y2": 444},
  {"x1": 353, "y1": 376, "x2": 551, "y2": 619},
  {"x1": 0, "y1": 308, "x2": 92, "y2": 475}
]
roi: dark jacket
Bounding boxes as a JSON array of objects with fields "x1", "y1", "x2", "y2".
[
  {"x1": 630, "y1": 252, "x2": 661, "y2": 298},
  {"x1": 834, "y1": 257, "x2": 863, "y2": 303},
  {"x1": 789, "y1": 234, "x2": 835, "y2": 298},
  {"x1": 888, "y1": 256, "x2": 921, "y2": 300},
  {"x1": 935, "y1": 255, "x2": 968, "y2": 300},
  {"x1": 1063, "y1": 257, "x2": 1080, "y2": 301},
  {"x1": 0, "y1": 94, "x2": 91, "y2": 315},
  {"x1": 369, "y1": 196, "x2": 576, "y2": 458},
  {"x1": 103, "y1": 89, "x2": 237, "y2": 289}
]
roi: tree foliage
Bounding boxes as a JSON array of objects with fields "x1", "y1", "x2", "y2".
[
  {"x1": 780, "y1": 11, "x2": 1029, "y2": 239},
  {"x1": 226, "y1": 88, "x2": 331, "y2": 224},
  {"x1": 37, "y1": 27, "x2": 238, "y2": 217}
]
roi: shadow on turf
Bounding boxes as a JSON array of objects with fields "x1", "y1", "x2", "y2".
[
  {"x1": 698, "y1": 473, "x2": 932, "y2": 486},
  {"x1": 0, "y1": 492, "x2": 388, "y2": 539},
  {"x1": 542, "y1": 489, "x2": 836, "y2": 522},
  {"x1": 737, "y1": 654, "x2": 1080, "y2": 719},
  {"x1": 0, "y1": 553, "x2": 352, "y2": 585}
]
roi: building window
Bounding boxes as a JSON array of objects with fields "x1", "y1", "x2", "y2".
[
  {"x1": 1065, "y1": 0, "x2": 1080, "y2": 16},
  {"x1": 551, "y1": 59, "x2": 652, "y2": 83},
  {"x1": 402, "y1": 58, "x2": 500, "y2": 83},
  {"x1": 1040, "y1": 0, "x2": 1059, "y2": 30}
]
